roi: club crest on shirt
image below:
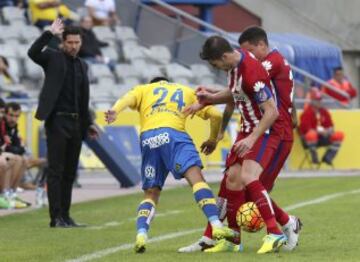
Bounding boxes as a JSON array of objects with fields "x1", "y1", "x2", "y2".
[
  {"x1": 262, "y1": 60, "x2": 272, "y2": 71},
  {"x1": 145, "y1": 165, "x2": 156, "y2": 179},
  {"x1": 254, "y1": 81, "x2": 265, "y2": 92}
]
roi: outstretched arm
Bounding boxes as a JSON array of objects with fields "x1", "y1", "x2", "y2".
[
  {"x1": 27, "y1": 18, "x2": 64, "y2": 65},
  {"x1": 105, "y1": 92, "x2": 138, "y2": 124}
]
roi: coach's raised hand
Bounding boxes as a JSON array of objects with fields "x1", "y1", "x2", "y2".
[{"x1": 50, "y1": 18, "x2": 64, "y2": 35}]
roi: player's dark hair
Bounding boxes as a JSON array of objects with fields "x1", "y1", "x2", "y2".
[
  {"x1": 238, "y1": 26, "x2": 269, "y2": 46},
  {"x1": 200, "y1": 36, "x2": 234, "y2": 61},
  {"x1": 62, "y1": 26, "x2": 82, "y2": 41},
  {"x1": 0, "y1": 98, "x2": 5, "y2": 109},
  {"x1": 149, "y1": 77, "x2": 169, "y2": 83},
  {"x1": 5, "y1": 102, "x2": 21, "y2": 113},
  {"x1": 333, "y1": 66, "x2": 343, "y2": 73}
]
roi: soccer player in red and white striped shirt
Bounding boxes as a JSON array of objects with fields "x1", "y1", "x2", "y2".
[{"x1": 186, "y1": 36, "x2": 286, "y2": 254}]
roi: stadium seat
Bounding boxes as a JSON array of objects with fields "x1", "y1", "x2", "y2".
[
  {"x1": 165, "y1": 63, "x2": 194, "y2": 83},
  {"x1": 190, "y1": 64, "x2": 216, "y2": 85},
  {"x1": 0, "y1": 44, "x2": 17, "y2": 58},
  {"x1": 97, "y1": 77, "x2": 117, "y2": 87},
  {"x1": 122, "y1": 43, "x2": 147, "y2": 63},
  {"x1": 16, "y1": 43, "x2": 32, "y2": 59},
  {"x1": 93, "y1": 26, "x2": 116, "y2": 42},
  {"x1": 90, "y1": 64, "x2": 113, "y2": 79},
  {"x1": 0, "y1": 25, "x2": 21, "y2": 44},
  {"x1": 100, "y1": 46, "x2": 119, "y2": 62},
  {"x1": 115, "y1": 64, "x2": 142, "y2": 84},
  {"x1": 115, "y1": 26, "x2": 138, "y2": 45},
  {"x1": 20, "y1": 26, "x2": 41, "y2": 44},
  {"x1": 147, "y1": 45, "x2": 172, "y2": 65},
  {"x1": 133, "y1": 64, "x2": 163, "y2": 82},
  {"x1": 2, "y1": 7, "x2": 25, "y2": 25},
  {"x1": 24, "y1": 59, "x2": 43, "y2": 80}
]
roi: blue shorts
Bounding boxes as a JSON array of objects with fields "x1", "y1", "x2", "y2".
[{"x1": 140, "y1": 127, "x2": 203, "y2": 190}]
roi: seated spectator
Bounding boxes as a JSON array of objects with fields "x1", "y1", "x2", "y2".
[
  {"x1": 0, "y1": 99, "x2": 29, "y2": 209},
  {"x1": 0, "y1": 55, "x2": 16, "y2": 86},
  {"x1": 85, "y1": 0, "x2": 120, "y2": 26},
  {"x1": 3, "y1": 102, "x2": 46, "y2": 190},
  {"x1": 322, "y1": 67, "x2": 357, "y2": 106},
  {"x1": 299, "y1": 88, "x2": 344, "y2": 166},
  {"x1": 28, "y1": 0, "x2": 77, "y2": 30},
  {"x1": 79, "y1": 16, "x2": 115, "y2": 71}
]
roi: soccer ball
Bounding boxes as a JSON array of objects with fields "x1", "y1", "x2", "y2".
[{"x1": 236, "y1": 202, "x2": 264, "y2": 233}]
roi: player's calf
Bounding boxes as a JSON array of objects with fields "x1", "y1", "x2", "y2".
[{"x1": 134, "y1": 198, "x2": 156, "y2": 253}]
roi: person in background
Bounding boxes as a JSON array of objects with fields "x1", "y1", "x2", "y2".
[
  {"x1": 0, "y1": 56, "x2": 17, "y2": 86},
  {"x1": 0, "y1": 99, "x2": 29, "y2": 209},
  {"x1": 28, "y1": 0, "x2": 77, "y2": 30},
  {"x1": 85, "y1": 0, "x2": 119, "y2": 26},
  {"x1": 78, "y1": 16, "x2": 116, "y2": 71},
  {"x1": 299, "y1": 88, "x2": 344, "y2": 165},
  {"x1": 322, "y1": 67, "x2": 357, "y2": 106}
]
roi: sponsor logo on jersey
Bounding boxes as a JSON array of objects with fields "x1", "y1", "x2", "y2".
[{"x1": 142, "y1": 132, "x2": 170, "y2": 149}]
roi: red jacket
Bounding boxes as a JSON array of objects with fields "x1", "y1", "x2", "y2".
[
  {"x1": 322, "y1": 78, "x2": 357, "y2": 105},
  {"x1": 299, "y1": 105, "x2": 333, "y2": 135}
]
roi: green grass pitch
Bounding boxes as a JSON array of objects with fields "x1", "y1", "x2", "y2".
[{"x1": 1, "y1": 176, "x2": 360, "y2": 262}]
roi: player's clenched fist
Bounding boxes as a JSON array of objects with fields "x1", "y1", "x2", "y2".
[{"x1": 105, "y1": 109, "x2": 117, "y2": 124}]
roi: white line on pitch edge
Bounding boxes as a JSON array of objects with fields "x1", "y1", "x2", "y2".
[
  {"x1": 66, "y1": 188, "x2": 360, "y2": 262},
  {"x1": 87, "y1": 210, "x2": 183, "y2": 230}
]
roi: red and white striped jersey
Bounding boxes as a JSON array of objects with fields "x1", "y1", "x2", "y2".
[
  {"x1": 228, "y1": 49, "x2": 284, "y2": 138},
  {"x1": 263, "y1": 49, "x2": 294, "y2": 141}
]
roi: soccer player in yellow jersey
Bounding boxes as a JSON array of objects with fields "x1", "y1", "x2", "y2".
[{"x1": 105, "y1": 77, "x2": 236, "y2": 253}]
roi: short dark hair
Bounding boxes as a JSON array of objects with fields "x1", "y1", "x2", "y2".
[
  {"x1": 238, "y1": 26, "x2": 269, "y2": 46},
  {"x1": 200, "y1": 36, "x2": 234, "y2": 61},
  {"x1": 62, "y1": 26, "x2": 82, "y2": 41},
  {"x1": 5, "y1": 102, "x2": 21, "y2": 113},
  {"x1": 333, "y1": 66, "x2": 343, "y2": 73},
  {"x1": 149, "y1": 77, "x2": 169, "y2": 83},
  {"x1": 0, "y1": 98, "x2": 5, "y2": 109}
]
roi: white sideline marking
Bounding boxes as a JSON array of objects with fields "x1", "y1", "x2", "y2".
[
  {"x1": 66, "y1": 228, "x2": 203, "y2": 262},
  {"x1": 67, "y1": 188, "x2": 360, "y2": 262},
  {"x1": 284, "y1": 189, "x2": 360, "y2": 211},
  {"x1": 88, "y1": 210, "x2": 183, "y2": 230}
]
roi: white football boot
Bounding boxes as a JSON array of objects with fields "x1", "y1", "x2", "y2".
[
  {"x1": 282, "y1": 215, "x2": 303, "y2": 251},
  {"x1": 178, "y1": 236, "x2": 216, "y2": 253}
]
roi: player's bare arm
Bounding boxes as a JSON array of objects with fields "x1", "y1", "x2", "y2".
[
  {"x1": 199, "y1": 106, "x2": 222, "y2": 155},
  {"x1": 218, "y1": 101, "x2": 235, "y2": 141},
  {"x1": 197, "y1": 88, "x2": 233, "y2": 105},
  {"x1": 234, "y1": 98, "x2": 279, "y2": 157}
]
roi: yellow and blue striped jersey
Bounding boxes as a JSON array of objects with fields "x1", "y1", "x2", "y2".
[{"x1": 111, "y1": 81, "x2": 221, "y2": 140}]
